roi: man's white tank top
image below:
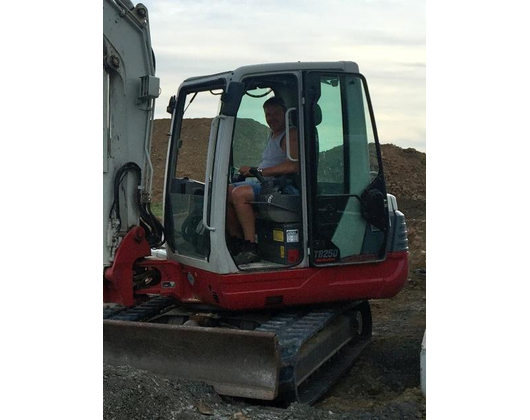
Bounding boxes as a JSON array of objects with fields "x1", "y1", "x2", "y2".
[{"x1": 259, "y1": 130, "x2": 287, "y2": 169}]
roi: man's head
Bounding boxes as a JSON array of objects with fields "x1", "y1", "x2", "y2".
[{"x1": 263, "y1": 97, "x2": 287, "y2": 134}]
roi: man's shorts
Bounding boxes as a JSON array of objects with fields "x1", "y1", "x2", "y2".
[
  {"x1": 232, "y1": 179, "x2": 262, "y2": 196},
  {"x1": 231, "y1": 178, "x2": 299, "y2": 196}
]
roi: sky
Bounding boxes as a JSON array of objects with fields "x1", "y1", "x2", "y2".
[{"x1": 141, "y1": 0, "x2": 426, "y2": 152}]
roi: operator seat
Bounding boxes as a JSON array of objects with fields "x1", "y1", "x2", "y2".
[
  {"x1": 253, "y1": 191, "x2": 301, "y2": 223},
  {"x1": 252, "y1": 104, "x2": 322, "y2": 223}
]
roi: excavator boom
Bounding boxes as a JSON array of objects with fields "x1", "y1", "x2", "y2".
[{"x1": 103, "y1": 0, "x2": 161, "y2": 267}]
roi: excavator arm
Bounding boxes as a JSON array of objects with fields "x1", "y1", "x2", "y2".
[{"x1": 103, "y1": 0, "x2": 161, "y2": 267}]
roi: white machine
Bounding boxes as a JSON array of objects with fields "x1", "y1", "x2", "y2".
[{"x1": 103, "y1": 0, "x2": 162, "y2": 267}]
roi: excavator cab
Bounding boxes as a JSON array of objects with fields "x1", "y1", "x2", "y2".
[{"x1": 164, "y1": 62, "x2": 390, "y2": 274}]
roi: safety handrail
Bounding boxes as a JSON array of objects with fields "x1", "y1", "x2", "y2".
[
  {"x1": 285, "y1": 108, "x2": 298, "y2": 162},
  {"x1": 202, "y1": 116, "x2": 222, "y2": 231}
]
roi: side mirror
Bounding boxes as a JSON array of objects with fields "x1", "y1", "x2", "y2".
[
  {"x1": 220, "y1": 82, "x2": 245, "y2": 116},
  {"x1": 360, "y1": 189, "x2": 388, "y2": 232},
  {"x1": 167, "y1": 95, "x2": 176, "y2": 114}
]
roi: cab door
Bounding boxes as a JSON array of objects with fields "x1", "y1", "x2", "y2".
[
  {"x1": 164, "y1": 78, "x2": 227, "y2": 267},
  {"x1": 303, "y1": 72, "x2": 389, "y2": 265}
]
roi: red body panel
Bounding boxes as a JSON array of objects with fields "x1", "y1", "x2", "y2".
[
  {"x1": 105, "y1": 227, "x2": 408, "y2": 310},
  {"x1": 104, "y1": 226, "x2": 151, "y2": 306},
  {"x1": 132, "y1": 251, "x2": 408, "y2": 311},
  {"x1": 183, "y1": 252, "x2": 408, "y2": 310}
]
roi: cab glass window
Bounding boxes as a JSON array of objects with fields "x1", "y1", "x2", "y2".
[
  {"x1": 166, "y1": 88, "x2": 223, "y2": 259},
  {"x1": 311, "y1": 74, "x2": 383, "y2": 264}
]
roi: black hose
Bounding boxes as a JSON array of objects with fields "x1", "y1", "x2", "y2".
[{"x1": 109, "y1": 162, "x2": 166, "y2": 248}]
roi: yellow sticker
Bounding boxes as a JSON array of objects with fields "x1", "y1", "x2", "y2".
[
  {"x1": 280, "y1": 245, "x2": 285, "y2": 258},
  {"x1": 273, "y1": 229, "x2": 284, "y2": 242}
]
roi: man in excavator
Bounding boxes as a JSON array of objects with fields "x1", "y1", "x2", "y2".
[{"x1": 226, "y1": 96, "x2": 299, "y2": 264}]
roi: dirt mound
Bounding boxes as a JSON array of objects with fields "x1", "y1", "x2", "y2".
[
  {"x1": 150, "y1": 119, "x2": 426, "y2": 209},
  {"x1": 380, "y1": 144, "x2": 426, "y2": 202},
  {"x1": 151, "y1": 118, "x2": 211, "y2": 203}
]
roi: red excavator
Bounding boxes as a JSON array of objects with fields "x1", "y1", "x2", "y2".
[{"x1": 103, "y1": 0, "x2": 408, "y2": 404}]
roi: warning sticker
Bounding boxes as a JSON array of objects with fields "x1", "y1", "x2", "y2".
[
  {"x1": 286, "y1": 229, "x2": 299, "y2": 243},
  {"x1": 273, "y1": 229, "x2": 284, "y2": 242}
]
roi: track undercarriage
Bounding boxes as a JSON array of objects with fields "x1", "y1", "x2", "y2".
[{"x1": 104, "y1": 297, "x2": 372, "y2": 404}]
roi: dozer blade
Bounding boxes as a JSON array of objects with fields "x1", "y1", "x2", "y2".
[{"x1": 103, "y1": 320, "x2": 280, "y2": 400}]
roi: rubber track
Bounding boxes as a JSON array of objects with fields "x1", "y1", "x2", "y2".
[
  {"x1": 104, "y1": 296, "x2": 177, "y2": 322},
  {"x1": 103, "y1": 306, "x2": 125, "y2": 319},
  {"x1": 256, "y1": 302, "x2": 361, "y2": 404}
]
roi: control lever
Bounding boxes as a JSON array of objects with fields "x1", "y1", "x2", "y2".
[
  {"x1": 249, "y1": 167, "x2": 266, "y2": 184},
  {"x1": 249, "y1": 167, "x2": 276, "y2": 195}
]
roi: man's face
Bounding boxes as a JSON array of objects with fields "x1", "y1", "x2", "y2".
[{"x1": 264, "y1": 105, "x2": 286, "y2": 133}]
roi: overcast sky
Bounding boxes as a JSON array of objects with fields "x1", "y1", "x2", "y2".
[{"x1": 141, "y1": 0, "x2": 425, "y2": 152}]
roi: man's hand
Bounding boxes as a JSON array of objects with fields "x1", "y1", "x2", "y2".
[{"x1": 239, "y1": 166, "x2": 253, "y2": 177}]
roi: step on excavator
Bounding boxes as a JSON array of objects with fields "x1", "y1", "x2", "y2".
[{"x1": 103, "y1": 0, "x2": 409, "y2": 405}]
